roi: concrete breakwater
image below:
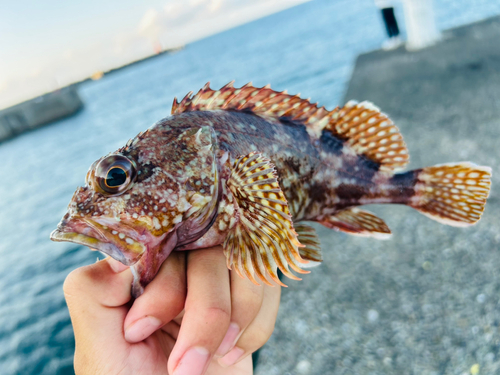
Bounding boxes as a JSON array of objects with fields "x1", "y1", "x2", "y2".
[
  {"x1": 0, "y1": 47, "x2": 186, "y2": 144},
  {"x1": 0, "y1": 85, "x2": 83, "y2": 143}
]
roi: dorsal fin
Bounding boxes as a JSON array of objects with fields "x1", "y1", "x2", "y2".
[
  {"x1": 172, "y1": 82, "x2": 409, "y2": 172},
  {"x1": 172, "y1": 81, "x2": 331, "y2": 132}
]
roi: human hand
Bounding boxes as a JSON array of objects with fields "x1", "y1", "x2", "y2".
[{"x1": 63, "y1": 246, "x2": 281, "y2": 375}]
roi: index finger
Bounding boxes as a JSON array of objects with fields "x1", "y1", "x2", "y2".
[
  {"x1": 168, "y1": 246, "x2": 231, "y2": 375},
  {"x1": 124, "y1": 251, "x2": 186, "y2": 343}
]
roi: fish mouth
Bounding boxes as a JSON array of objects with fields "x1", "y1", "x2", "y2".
[{"x1": 50, "y1": 216, "x2": 147, "y2": 266}]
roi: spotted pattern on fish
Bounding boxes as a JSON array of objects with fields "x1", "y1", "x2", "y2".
[{"x1": 51, "y1": 82, "x2": 492, "y2": 295}]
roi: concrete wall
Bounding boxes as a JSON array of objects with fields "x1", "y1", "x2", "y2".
[{"x1": 0, "y1": 86, "x2": 83, "y2": 142}]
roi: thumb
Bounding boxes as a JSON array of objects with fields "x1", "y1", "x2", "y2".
[{"x1": 63, "y1": 257, "x2": 133, "y2": 372}]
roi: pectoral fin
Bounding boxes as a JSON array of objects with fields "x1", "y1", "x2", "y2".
[
  {"x1": 318, "y1": 207, "x2": 391, "y2": 239},
  {"x1": 223, "y1": 152, "x2": 308, "y2": 287}
]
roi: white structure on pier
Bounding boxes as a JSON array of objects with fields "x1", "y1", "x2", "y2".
[{"x1": 403, "y1": 0, "x2": 441, "y2": 50}]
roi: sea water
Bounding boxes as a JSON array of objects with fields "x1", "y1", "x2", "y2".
[{"x1": 1, "y1": 0, "x2": 499, "y2": 373}]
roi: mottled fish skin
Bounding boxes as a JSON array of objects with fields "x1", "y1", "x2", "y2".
[
  {"x1": 52, "y1": 121, "x2": 221, "y2": 295},
  {"x1": 51, "y1": 82, "x2": 492, "y2": 294},
  {"x1": 163, "y1": 110, "x2": 417, "y2": 252}
]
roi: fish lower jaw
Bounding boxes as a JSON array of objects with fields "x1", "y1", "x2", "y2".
[
  {"x1": 130, "y1": 229, "x2": 179, "y2": 298},
  {"x1": 50, "y1": 228, "x2": 143, "y2": 266}
]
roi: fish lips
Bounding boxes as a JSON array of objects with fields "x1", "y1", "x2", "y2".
[{"x1": 50, "y1": 216, "x2": 146, "y2": 266}]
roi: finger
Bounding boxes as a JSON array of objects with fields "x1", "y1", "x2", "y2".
[
  {"x1": 124, "y1": 251, "x2": 186, "y2": 343},
  {"x1": 161, "y1": 320, "x2": 181, "y2": 340},
  {"x1": 64, "y1": 257, "x2": 132, "y2": 309},
  {"x1": 206, "y1": 355, "x2": 253, "y2": 375},
  {"x1": 168, "y1": 246, "x2": 231, "y2": 375},
  {"x1": 155, "y1": 321, "x2": 180, "y2": 356},
  {"x1": 63, "y1": 257, "x2": 133, "y2": 373},
  {"x1": 218, "y1": 283, "x2": 281, "y2": 368},
  {"x1": 215, "y1": 271, "x2": 264, "y2": 357}
]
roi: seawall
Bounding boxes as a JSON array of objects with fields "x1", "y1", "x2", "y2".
[{"x1": 0, "y1": 86, "x2": 83, "y2": 143}]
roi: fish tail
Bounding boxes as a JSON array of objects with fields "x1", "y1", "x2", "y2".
[{"x1": 408, "y1": 162, "x2": 492, "y2": 226}]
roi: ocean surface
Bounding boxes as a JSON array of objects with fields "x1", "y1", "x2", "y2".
[{"x1": 1, "y1": 1, "x2": 500, "y2": 373}]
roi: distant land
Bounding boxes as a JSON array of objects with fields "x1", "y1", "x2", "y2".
[
  {"x1": 76, "y1": 45, "x2": 184, "y2": 87},
  {"x1": 0, "y1": 46, "x2": 182, "y2": 143},
  {"x1": 0, "y1": 43, "x2": 184, "y2": 113}
]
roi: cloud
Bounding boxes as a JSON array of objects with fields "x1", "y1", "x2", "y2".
[
  {"x1": 138, "y1": 8, "x2": 162, "y2": 38},
  {"x1": 137, "y1": 0, "x2": 229, "y2": 45},
  {"x1": 63, "y1": 49, "x2": 74, "y2": 61},
  {"x1": 122, "y1": 0, "x2": 311, "y2": 60},
  {"x1": 0, "y1": 0, "x2": 310, "y2": 109}
]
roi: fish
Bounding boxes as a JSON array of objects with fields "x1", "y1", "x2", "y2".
[{"x1": 50, "y1": 82, "x2": 492, "y2": 297}]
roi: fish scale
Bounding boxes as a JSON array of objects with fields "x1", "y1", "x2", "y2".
[{"x1": 51, "y1": 82, "x2": 492, "y2": 295}]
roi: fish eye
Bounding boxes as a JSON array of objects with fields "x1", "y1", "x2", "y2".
[
  {"x1": 92, "y1": 154, "x2": 137, "y2": 196},
  {"x1": 105, "y1": 167, "x2": 127, "y2": 187}
]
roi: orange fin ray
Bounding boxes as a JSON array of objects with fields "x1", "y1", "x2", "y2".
[
  {"x1": 223, "y1": 152, "x2": 308, "y2": 286},
  {"x1": 411, "y1": 163, "x2": 492, "y2": 226},
  {"x1": 328, "y1": 101, "x2": 409, "y2": 172},
  {"x1": 172, "y1": 82, "x2": 326, "y2": 131},
  {"x1": 317, "y1": 208, "x2": 392, "y2": 239},
  {"x1": 173, "y1": 82, "x2": 408, "y2": 172}
]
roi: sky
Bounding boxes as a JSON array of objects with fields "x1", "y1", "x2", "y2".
[{"x1": 0, "y1": 0, "x2": 309, "y2": 109}]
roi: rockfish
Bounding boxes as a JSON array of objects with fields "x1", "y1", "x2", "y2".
[{"x1": 50, "y1": 82, "x2": 492, "y2": 296}]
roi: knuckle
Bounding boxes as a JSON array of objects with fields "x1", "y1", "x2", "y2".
[
  {"x1": 150, "y1": 278, "x2": 185, "y2": 303},
  {"x1": 202, "y1": 305, "x2": 231, "y2": 323},
  {"x1": 232, "y1": 294, "x2": 262, "y2": 321},
  {"x1": 63, "y1": 264, "x2": 102, "y2": 298},
  {"x1": 240, "y1": 284, "x2": 263, "y2": 301},
  {"x1": 234, "y1": 290, "x2": 262, "y2": 309},
  {"x1": 169, "y1": 292, "x2": 186, "y2": 314},
  {"x1": 242, "y1": 322, "x2": 275, "y2": 348},
  {"x1": 63, "y1": 268, "x2": 87, "y2": 295},
  {"x1": 189, "y1": 246, "x2": 224, "y2": 264}
]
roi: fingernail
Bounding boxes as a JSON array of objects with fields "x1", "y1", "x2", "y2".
[
  {"x1": 124, "y1": 316, "x2": 162, "y2": 342},
  {"x1": 218, "y1": 346, "x2": 245, "y2": 367},
  {"x1": 107, "y1": 257, "x2": 128, "y2": 273},
  {"x1": 215, "y1": 322, "x2": 240, "y2": 357},
  {"x1": 173, "y1": 346, "x2": 210, "y2": 375}
]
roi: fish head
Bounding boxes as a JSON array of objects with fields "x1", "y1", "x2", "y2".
[{"x1": 51, "y1": 123, "x2": 220, "y2": 286}]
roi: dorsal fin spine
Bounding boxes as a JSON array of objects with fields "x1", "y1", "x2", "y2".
[{"x1": 172, "y1": 82, "x2": 409, "y2": 171}]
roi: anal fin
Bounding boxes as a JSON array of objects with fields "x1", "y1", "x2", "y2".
[
  {"x1": 294, "y1": 222, "x2": 322, "y2": 262},
  {"x1": 317, "y1": 207, "x2": 392, "y2": 239}
]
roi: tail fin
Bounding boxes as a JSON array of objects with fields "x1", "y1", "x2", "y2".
[{"x1": 410, "y1": 163, "x2": 491, "y2": 227}]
